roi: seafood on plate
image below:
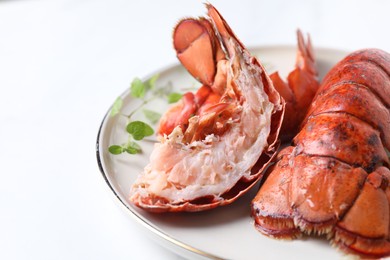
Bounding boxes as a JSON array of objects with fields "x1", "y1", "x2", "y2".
[
  {"x1": 251, "y1": 48, "x2": 390, "y2": 258},
  {"x1": 129, "y1": 4, "x2": 284, "y2": 212}
]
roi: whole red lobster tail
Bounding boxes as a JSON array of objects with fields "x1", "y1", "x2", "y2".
[{"x1": 251, "y1": 49, "x2": 390, "y2": 258}]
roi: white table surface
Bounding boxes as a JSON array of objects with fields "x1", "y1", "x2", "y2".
[{"x1": 0, "y1": 0, "x2": 389, "y2": 259}]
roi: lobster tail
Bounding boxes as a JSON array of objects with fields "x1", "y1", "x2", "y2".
[
  {"x1": 131, "y1": 4, "x2": 284, "y2": 213},
  {"x1": 252, "y1": 49, "x2": 390, "y2": 258}
]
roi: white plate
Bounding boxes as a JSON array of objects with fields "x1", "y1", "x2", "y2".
[{"x1": 96, "y1": 46, "x2": 348, "y2": 260}]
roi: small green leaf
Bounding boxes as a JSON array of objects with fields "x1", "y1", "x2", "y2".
[
  {"x1": 108, "y1": 145, "x2": 124, "y2": 155},
  {"x1": 130, "y1": 77, "x2": 146, "y2": 98},
  {"x1": 126, "y1": 121, "x2": 154, "y2": 140},
  {"x1": 110, "y1": 97, "x2": 123, "y2": 117},
  {"x1": 125, "y1": 146, "x2": 138, "y2": 154},
  {"x1": 146, "y1": 74, "x2": 159, "y2": 90},
  {"x1": 143, "y1": 109, "x2": 161, "y2": 124},
  {"x1": 167, "y1": 92, "x2": 183, "y2": 103},
  {"x1": 125, "y1": 142, "x2": 141, "y2": 154}
]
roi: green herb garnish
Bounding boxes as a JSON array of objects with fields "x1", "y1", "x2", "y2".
[
  {"x1": 143, "y1": 109, "x2": 161, "y2": 124},
  {"x1": 126, "y1": 121, "x2": 154, "y2": 141},
  {"x1": 108, "y1": 74, "x2": 182, "y2": 155},
  {"x1": 110, "y1": 97, "x2": 123, "y2": 117},
  {"x1": 108, "y1": 145, "x2": 124, "y2": 155}
]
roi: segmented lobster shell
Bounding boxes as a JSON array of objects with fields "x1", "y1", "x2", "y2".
[
  {"x1": 130, "y1": 4, "x2": 284, "y2": 212},
  {"x1": 252, "y1": 49, "x2": 390, "y2": 258}
]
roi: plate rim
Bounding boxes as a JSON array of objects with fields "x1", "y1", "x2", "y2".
[{"x1": 95, "y1": 45, "x2": 349, "y2": 260}]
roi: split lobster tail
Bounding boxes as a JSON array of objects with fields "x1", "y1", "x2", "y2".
[
  {"x1": 130, "y1": 4, "x2": 284, "y2": 212},
  {"x1": 252, "y1": 48, "x2": 390, "y2": 258}
]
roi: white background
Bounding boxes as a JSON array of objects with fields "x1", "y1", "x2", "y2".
[{"x1": 0, "y1": 0, "x2": 389, "y2": 259}]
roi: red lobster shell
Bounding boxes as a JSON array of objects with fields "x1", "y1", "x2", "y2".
[
  {"x1": 251, "y1": 49, "x2": 390, "y2": 258},
  {"x1": 129, "y1": 4, "x2": 284, "y2": 212}
]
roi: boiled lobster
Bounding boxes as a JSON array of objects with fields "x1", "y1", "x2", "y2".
[
  {"x1": 251, "y1": 49, "x2": 390, "y2": 258},
  {"x1": 130, "y1": 4, "x2": 284, "y2": 212}
]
